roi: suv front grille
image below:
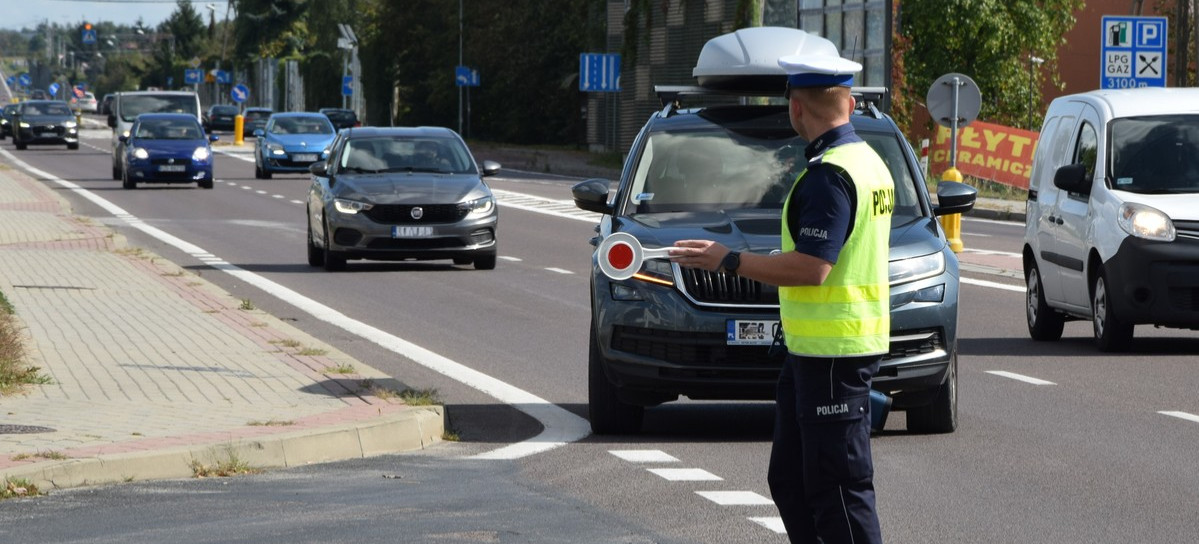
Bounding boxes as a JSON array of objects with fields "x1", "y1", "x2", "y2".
[
  {"x1": 679, "y1": 268, "x2": 779, "y2": 305},
  {"x1": 611, "y1": 326, "x2": 784, "y2": 367},
  {"x1": 883, "y1": 328, "x2": 944, "y2": 362},
  {"x1": 365, "y1": 204, "x2": 466, "y2": 224}
]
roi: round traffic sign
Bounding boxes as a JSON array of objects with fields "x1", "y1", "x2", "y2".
[
  {"x1": 926, "y1": 73, "x2": 982, "y2": 128},
  {"x1": 231, "y1": 83, "x2": 250, "y2": 103}
]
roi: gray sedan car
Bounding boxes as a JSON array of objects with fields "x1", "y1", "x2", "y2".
[{"x1": 306, "y1": 126, "x2": 500, "y2": 271}]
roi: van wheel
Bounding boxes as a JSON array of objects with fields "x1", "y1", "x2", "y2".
[
  {"x1": 907, "y1": 346, "x2": 958, "y2": 434},
  {"x1": 1092, "y1": 268, "x2": 1133, "y2": 352},
  {"x1": 1026, "y1": 262, "x2": 1064, "y2": 340},
  {"x1": 588, "y1": 323, "x2": 643, "y2": 434}
]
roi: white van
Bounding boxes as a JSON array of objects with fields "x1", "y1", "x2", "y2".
[
  {"x1": 1023, "y1": 87, "x2": 1199, "y2": 351},
  {"x1": 108, "y1": 90, "x2": 202, "y2": 180}
]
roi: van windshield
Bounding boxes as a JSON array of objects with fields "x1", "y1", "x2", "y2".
[
  {"x1": 1110, "y1": 115, "x2": 1199, "y2": 194},
  {"x1": 120, "y1": 94, "x2": 199, "y2": 122}
]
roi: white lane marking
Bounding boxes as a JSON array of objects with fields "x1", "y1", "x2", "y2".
[
  {"x1": 647, "y1": 468, "x2": 723, "y2": 481},
  {"x1": 499, "y1": 256, "x2": 522, "y2": 262},
  {"x1": 961, "y1": 247, "x2": 1022, "y2": 258},
  {"x1": 609, "y1": 450, "x2": 679, "y2": 463},
  {"x1": 491, "y1": 188, "x2": 600, "y2": 223},
  {"x1": 964, "y1": 216, "x2": 1025, "y2": 227},
  {"x1": 961, "y1": 277, "x2": 1025, "y2": 293},
  {"x1": 1159, "y1": 411, "x2": 1199, "y2": 424},
  {"x1": 697, "y1": 491, "x2": 774, "y2": 506},
  {"x1": 1, "y1": 148, "x2": 590, "y2": 461},
  {"x1": 986, "y1": 370, "x2": 1056, "y2": 385},
  {"x1": 749, "y1": 517, "x2": 787, "y2": 534},
  {"x1": 545, "y1": 267, "x2": 573, "y2": 275}
]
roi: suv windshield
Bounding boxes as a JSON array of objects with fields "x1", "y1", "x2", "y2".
[
  {"x1": 1110, "y1": 115, "x2": 1199, "y2": 194},
  {"x1": 120, "y1": 95, "x2": 198, "y2": 122},
  {"x1": 624, "y1": 116, "x2": 921, "y2": 225}
]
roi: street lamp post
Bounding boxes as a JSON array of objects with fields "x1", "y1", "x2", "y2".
[{"x1": 1028, "y1": 55, "x2": 1044, "y2": 130}]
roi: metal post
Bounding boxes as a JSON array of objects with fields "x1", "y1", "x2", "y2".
[{"x1": 458, "y1": 0, "x2": 464, "y2": 135}]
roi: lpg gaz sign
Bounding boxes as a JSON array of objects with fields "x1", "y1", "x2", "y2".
[{"x1": 1101, "y1": 16, "x2": 1167, "y2": 89}]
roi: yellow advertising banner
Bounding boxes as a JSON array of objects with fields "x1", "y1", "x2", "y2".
[{"x1": 929, "y1": 121, "x2": 1039, "y2": 190}]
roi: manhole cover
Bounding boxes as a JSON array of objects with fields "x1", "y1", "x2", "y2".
[{"x1": 0, "y1": 424, "x2": 56, "y2": 434}]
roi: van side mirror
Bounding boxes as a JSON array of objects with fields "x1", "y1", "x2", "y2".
[
  {"x1": 572, "y1": 178, "x2": 615, "y2": 215},
  {"x1": 1053, "y1": 163, "x2": 1090, "y2": 195},
  {"x1": 107, "y1": 114, "x2": 116, "y2": 128}
]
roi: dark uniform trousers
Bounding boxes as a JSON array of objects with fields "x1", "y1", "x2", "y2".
[{"x1": 768, "y1": 354, "x2": 883, "y2": 544}]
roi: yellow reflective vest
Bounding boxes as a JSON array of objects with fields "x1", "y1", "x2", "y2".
[{"x1": 779, "y1": 140, "x2": 894, "y2": 357}]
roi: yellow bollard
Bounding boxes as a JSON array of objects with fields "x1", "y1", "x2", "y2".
[
  {"x1": 234, "y1": 114, "x2": 244, "y2": 145},
  {"x1": 939, "y1": 167, "x2": 965, "y2": 253}
]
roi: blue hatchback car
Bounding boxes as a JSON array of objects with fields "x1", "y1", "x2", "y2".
[
  {"x1": 119, "y1": 113, "x2": 217, "y2": 189},
  {"x1": 254, "y1": 112, "x2": 337, "y2": 179}
]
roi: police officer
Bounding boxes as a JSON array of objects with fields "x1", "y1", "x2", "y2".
[{"x1": 669, "y1": 48, "x2": 892, "y2": 544}]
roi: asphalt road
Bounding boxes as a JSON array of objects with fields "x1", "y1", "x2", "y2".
[{"x1": 3, "y1": 121, "x2": 1199, "y2": 543}]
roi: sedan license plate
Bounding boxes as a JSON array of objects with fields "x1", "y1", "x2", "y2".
[
  {"x1": 292, "y1": 153, "x2": 318, "y2": 162},
  {"x1": 393, "y1": 226, "x2": 433, "y2": 238},
  {"x1": 158, "y1": 165, "x2": 187, "y2": 172},
  {"x1": 727, "y1": 319, "x2": 779, "y2": 346}
]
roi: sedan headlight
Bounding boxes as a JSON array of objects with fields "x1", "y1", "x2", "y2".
[
  {"x1": 333, "y1": 198, "x2": 373, "y2": 215},
  {"x1": 461, "y1": 196, "x2": 495, "y2": 217},
  {"x1": 1117, "y1": 202, "x2": 1175, "y2": 242},
  {"x1": 132, "y1": 147, "x2": 149, "y2": 160},
  {"x1": 192, "y1": 147, "x2": 211, "y2": 161},
  {"x1": 889, "y1": 251, "x2": 945, "y2": 286}
]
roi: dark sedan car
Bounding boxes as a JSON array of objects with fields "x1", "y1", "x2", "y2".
[
  {"x1": 203, "y1": 104, "x2": 238, "y2": 132},
  {"x1": 318, "y1": 107, "x2": 360, "y2": 131},
  {"x1": 306, "y1": 126, "x2": 500, "y2": 271},
  {"x1": 119, "y1": 113, "x2": 217, "y2": 189},
  {"x1": 242, "y1": 107, "x2": 272, "y2": 137},
  {"x1": 0, "y1": 103, "x2": 17, "y2": 140},
  {"x1": 10, "y1": 100, "x2": 78, "y2": 150}
]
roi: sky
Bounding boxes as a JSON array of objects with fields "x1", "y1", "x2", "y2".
[{"x1": 0, "y1": 0, "x2": 227, "y2": 31}]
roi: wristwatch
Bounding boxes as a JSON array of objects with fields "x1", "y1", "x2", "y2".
[{"x1": 720, "y1": 250, "x2": 741, "y2": 274}]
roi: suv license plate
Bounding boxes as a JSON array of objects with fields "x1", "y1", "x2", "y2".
[
  {"x1": 393, "y1": 226, "x2": 432, "y2": 238},
  {"x1": 727, "y1": 319, "x2": 779, "y2": 346},
  {"x1": 159, "y1": 165, "x2": 187, "y2": 172},
  {"x1": 293, "y1": 153, "x2": 318, "y2": 162}
]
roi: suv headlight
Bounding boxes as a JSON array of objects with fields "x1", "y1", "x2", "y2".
[
  {"x1": 333, "y1": 198, "x2": 373, "y2": 214},
  {"x1": 1117, "y1": 202, "x2": 1175, "y2": 242},
  {"x1": 889, "y1": 251, "x2": 945, "y2": 286}
]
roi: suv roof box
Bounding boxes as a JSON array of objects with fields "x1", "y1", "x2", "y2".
[{"x1": 692, "y1": 27, "x2": 840, "y2": 92}]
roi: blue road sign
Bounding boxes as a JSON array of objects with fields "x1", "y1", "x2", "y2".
[
  {"x1": 82, "y1": 28, "x2": 97, "y2": 45},
  {"x1": 5, "y1": 76, "x2": 14, "y2": 87},
  {"x1": 184, "y1": 69, "x2": 202, "y2": 85},
  {"x1": 454, "y1": 66, "x2": 480, "y2": 87},
  {"x1": 216, "y1": 70, "x2": 231, "y2": 84},
  {"x1": 18, "y1": 73, "x2": 31, "y2": 87},
  {"x1": 342, "y1": 75, "x2": 353, "y2": 96},
  {"x1": 1101, "y1": 16, "x2": 1168, "y2": 89},
  {"x1": 48, "y1": 82, "x2": 60, "y2": 96},
  {"x1": 579, "y1": 53, "x2": 621, "y2": 92},
  {"x1": 231, "y1": 83, "x2": 249, "y2": 103}
]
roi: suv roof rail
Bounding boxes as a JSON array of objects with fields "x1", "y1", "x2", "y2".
[{"x1": 655, "y1": 84, "x2": 890, "y2": 119}]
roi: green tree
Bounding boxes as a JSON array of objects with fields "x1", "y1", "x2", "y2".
[{"x1": 898, "y1": 0, "x2": 1082, "y2": 132}]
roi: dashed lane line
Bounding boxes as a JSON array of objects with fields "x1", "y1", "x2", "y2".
[
  {"x1": 1159, "y1": 411, "x2": 1199, "y2": 424},
  {"x1": 985, "y1": 370, "x2": 1056, "y2": 386}
]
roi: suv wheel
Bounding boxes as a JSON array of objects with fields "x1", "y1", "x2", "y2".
[
  {"x1": 906, "y1": 346, "x2": 958, "y2": 434},
  {"x1": 588, "y1": 324, "x2": 644, "y2": 434},
  {"x1": 1026, "y1": 261, "x2": 1064, "y2": 341},
  {"x1": 1092, "y1": 268, "x2": 1133, "y2": 352}
]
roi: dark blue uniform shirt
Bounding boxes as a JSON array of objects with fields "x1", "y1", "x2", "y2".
[{"x1": 786, "y1": 123, "x2": 861, "y2": 265}]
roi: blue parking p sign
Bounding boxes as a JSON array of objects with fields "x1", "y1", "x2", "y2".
[{"x1": 1101, "y1": 16, "x2": 1167, "y2": 88}]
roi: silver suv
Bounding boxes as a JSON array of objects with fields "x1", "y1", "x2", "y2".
[{"x1": 573, "y1": 28, "x2": 976, "y2": 434}]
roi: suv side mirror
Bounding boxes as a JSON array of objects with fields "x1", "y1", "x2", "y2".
[
  {"x1": 572, "y1": 178, "x2": 615, "y2": 215},
  {"x1": 932, "y1": 181, "x2": 978, "y2": 217},
  {"x1": 309, "y1": 162, "x2": 328, "y2": 176},
  {"x1": 1053, "y1": 163, "x2": 1091, "y2": 195}
]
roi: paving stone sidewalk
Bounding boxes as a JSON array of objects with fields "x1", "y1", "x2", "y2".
[{"x1": 0, "y1": 161, "x2": 442, "y2": 490}]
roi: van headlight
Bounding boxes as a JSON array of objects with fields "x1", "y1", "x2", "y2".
[
  {"x1": 889, "y1": 251, "x2": 945, "y2": 285},
  {"x1": 1117, "y1": 202, "x2": 1175, "y2": 242}
]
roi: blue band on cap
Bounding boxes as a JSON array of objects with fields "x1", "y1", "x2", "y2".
[{"x1": 787, "y1": 72, "x2": 854, "y2": 88}]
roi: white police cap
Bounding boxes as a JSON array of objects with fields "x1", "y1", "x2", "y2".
[{"x1": 778, "y1": 54, "x2": 862, "y2": 88}]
